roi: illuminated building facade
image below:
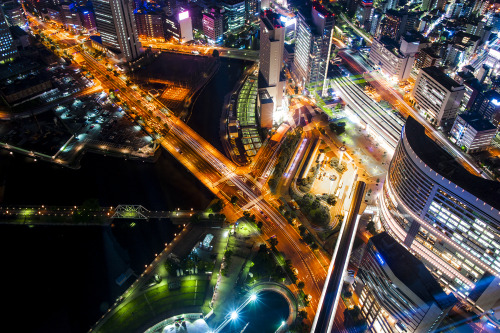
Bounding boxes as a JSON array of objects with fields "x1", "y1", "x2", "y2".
[
  {"x1": 259, "y1": 9, "x2": 285, "y2": 127},
  {"x1": 449, "y1": 113, "x2": 497, "y2": 153},
  {"x1": 78, "y1": 8, "x2": 96, "y2": 32},
  {"x1": 93, "y1": 0, "x2": 142, "y2": 61},
  {"x1": 292, "y1": 2, "x2": 334, "y2": 90},
  {"x1": 355, "y1": 0, "x2": 374, "y2": 31},
  {"x1": 60, "y1": 2, "x2": 81, "y2": 31},
  {"x1": 355, "y1": 232, "x2": 456, "y2": 333},
  {"x1": 164, "y1": 14, "x2": 180, "y2": 42},
  {"x1": 135, "y1": 9, "x2": 164, "y2": 41},
  {"x1": 471, "y1": 90, "x2": 500, "y2": 126},
  {"x1": 178, "y1": 11, "x2": 193, "y2": 43},
  {"x1": 379, "y1": 116, "x2": 500, "y2": 313},
  {"x1": 0, "y1": 6, "x2": 18, "y2": 63},
  {"x1": 203, "y1": 7, "x2": 224, "y2": 44},
  {"x1": 369, "y1": 36, "x2": 417, "y2": 82},
  {"x1": 411, "y1": 66, "x2": 465, "y2": 126},
  {"x1": 222, "y1": 0, "x2": 245, "y2": 32},
  {"x1": 2, "y1": 2, "x2": 26, "y2": 27}
]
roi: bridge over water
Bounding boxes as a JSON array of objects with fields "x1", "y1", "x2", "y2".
[{"x1": 0, "y1": 204, "x2": 208, "y2": 225}]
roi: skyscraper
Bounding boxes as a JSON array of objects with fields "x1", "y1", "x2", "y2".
[
  {"x1": 134, "y1": 9, "x2": 164, "y2": 41},
  {"x1": 178, "y1": 11, "x2": 193, "y2": 43},
  {"x1": 259, "y1": 10, "x2": 285, "y2": 88},
  {"x1": 0, "y1": 6, "x2": 18, "y2": 64},
  {"x1": 93, "y1": 0, "x2": 142, "y2": 62},
  {"x1": 292, "y1": 2, "x2": 334, "y2": 94},
  {"x1": 259, "y1": 9, "x2": 285, "y2": 128},
  {"x1": 203, "y1": 7, "x2": 224, "y2": 44},
  {"x1": 222, "y1": 0, "x2": 245, "y2": 32}
]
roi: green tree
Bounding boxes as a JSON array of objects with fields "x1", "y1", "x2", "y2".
[
  {"x1": 298, "y1": 310, "x2": 308, "y2": 320},
  {"x1": 269, "y1": 236, "x2": 278, "y2": 249},
  {"x1": 366, "y1": 221, "x2": 377, "y2": 235},
  {"x1": 210, "y1": 199, "x2": 224, "y2": 212}
]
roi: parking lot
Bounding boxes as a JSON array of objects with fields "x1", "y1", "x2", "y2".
[{"x1": 53, "y1": 91, "x2": 155, "y2": 156}]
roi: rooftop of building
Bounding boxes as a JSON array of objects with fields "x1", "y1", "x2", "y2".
[
  {"x1": 402, "y1": 31, "x2": 428, "y2": 44},
  {"x1": 284, "y1": 43, "x2": 295, "y2": 53},
  {"x1": 311, "y1": 1, "x2": 334, "y2": 17},
  {"x1": 134, "y1": 8, "x2": 163, "y2": 15},
  {"x1": 405, "y1": 116, "x2": 500, "y2": 209},
  {"x1": 483, "y1": 89, "x2": 500, "y2": 100},
  {"x1": 377, "y1": 36, "x2": 406, "y2": 58},
  {"x1": 0, "y1": 58, "x2": 42, "y2": 81},
  {"x1": 421, "y1": 66, "x2": 464, "y2": 91},
  {"x1": 458, "y1": 113, "x2": 497, "y2": 131},
  {"x1": 420, "y1": 47, "x2": 440, "y2": 58},
  {"x1": 222, "y1": 0, "x2": 245, "y2": 6},
  {"x1": 1, "y1": 70, "x2": 51, "y2": 96},
  {"x1": 89, "y1": 35, "x2": 102, "y2": 44},
  {"x1": 261, "y1": 9, "x2": 284, "y2": 30},
  {"x1": 297, "y1": 2, "x2": 334, "y2": 34},
  {"x1": 258, "y1": 87, "x2": 273, "y2": 103},
  {"x1": 369, "y1": 232, "x2": 457, "y2": 310},
  {"x1": 9, "y1": 26, "x2": 28, "y2": 38},
  {"x1": 454, "y1": 31, "x2": 481, "y2": 44}
]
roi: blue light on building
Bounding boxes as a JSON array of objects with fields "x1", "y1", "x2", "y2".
[{"x1": 375, "y1": 252, "x2": 385, "y2": 265}]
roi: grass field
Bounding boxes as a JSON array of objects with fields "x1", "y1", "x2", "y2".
[{"x1": 97, "y1": 277, "x2": 209, "y2": 333}]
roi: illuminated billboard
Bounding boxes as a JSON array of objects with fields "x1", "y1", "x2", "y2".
[{"x1": 178, "y1": 11, "x2": 189, "y2": 21}]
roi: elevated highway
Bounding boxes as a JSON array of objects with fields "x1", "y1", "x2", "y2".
[{"x1": 311, "y1": 181, "x2": 366, "y2": 333}]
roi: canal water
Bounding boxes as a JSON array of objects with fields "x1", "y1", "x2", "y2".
[
  {"x1": 188, "y1": 57, "x2": 254, "y2": 153},
  {"x1": 0, "y1": 149, "x2": 213, "y2": 333},
  {"x1": 0, "y1": 54, "x2": 255, "y2": 333}
]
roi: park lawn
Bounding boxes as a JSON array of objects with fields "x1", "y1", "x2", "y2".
[{"x1": 97, "y1": 277, "x2": 209, "y2": 333}]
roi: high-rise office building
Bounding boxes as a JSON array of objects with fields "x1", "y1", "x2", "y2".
[
  {"x1": 260, "y1": 10, "x2": 285, "y2": 88},
  {"x1": 203, "y1": 7, "x2": 224, "y2": 44},
  {"x1": 355, "y1": 0, "x2": 374, "y2": 31},
  {"x1": 292, "y1": 2, "x2": 334, "y2": 93},
  {"x1": 378, "y1": 8, "x2": 419, "y2": 42},
  {"x1": 93, "y1": 0, "x2": 142, "y2": 62},
  {"x1": 471, "y1": 90, "x2": 500, "y2": 126},
  {"x1": 2, "y1": 2, "x2": 26, "y2": 27},
  {"x1": 245, "y1": 0, "x2": 259, "y2": 22},
  {"x1": 162, "y1": 0, "x2": 175, "y2": 16},
  {"x1": 411, "y1": 66, "x2": 465, "y2": 126},
  {"x1": 355, "y1": 232, "x2": 456, "y2": 333},
  {"x1": 164, "y1": 14, "x2": 179, "y2": 41},
  {"x1": 0, "y1": 6, "x2": 18, "y2": 64},
  {"x1": 135, "y1": 9, "x2": 164, "y2": 41},
  {"x1": 222, "y1": 0, "x2": 245, "y2": 32},
  {"x1": 379, "y1": 116, "x2": 500, "y2": 312},
  {"x1": 422, "y1": 0, "x2": 436, "y2": 11},
  {"x1": 259, "y1": 9, "x2": 285, "y2": 128},
  {"x1": 369, "y1": 36, "x2": 417, "y2": 81},
  {"x1": 450, "y1": 113, "x2": 497, "y2": 153},
  {"x1": 369, "y1": 9, "x2": 382, "y2": 36},
  {"x1": 60, "y1": 2, "x2": 81, "y2": 30},
  {"x1": 78, "y1": 7, "x2": 96, "y2": 32},
  {"x1": 415, "y1": 47, "x2": 441, "y2": 69},
  {"x1": 178, "y1": 10, "x2": 193, "y2": 43}
]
